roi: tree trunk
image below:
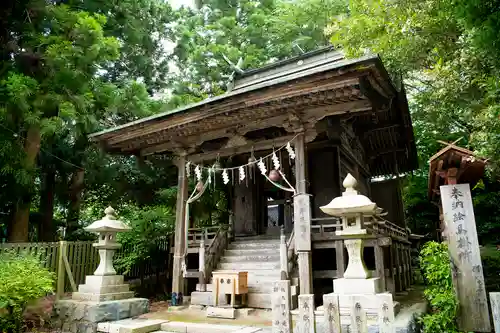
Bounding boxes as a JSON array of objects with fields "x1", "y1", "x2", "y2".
[
  {"x1": 39, "y1": 168, "x2": 56, "y2": 241},
  {"x1": 9, "y1": 125, "x2": 41, "y2": 242},
  {"x1": 66, "y1": 168, "x2": 85, "y2": 237}
]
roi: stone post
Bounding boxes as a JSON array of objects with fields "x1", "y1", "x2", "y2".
[
  {"x1": 490, "y1": 292, "x2": 500, "y2": 333},
  {"x1": 350, "y1": 296, "x2": 368, "y2": 333},
  {"x1": 272, "y1": 280, "x2": 292, "y2": 333},
  {"x1": 323, "y1": 293, "x2": 341, "y2": 333},
  {"x1": 172, "y1": 153, "x2": 189, "y2": 305},
  {"x1": 280, "y1": 226, "x2": 288, "y2": 280},
  {"x1": 198, "y1": 238, "x2": 206, "y2": 292},
  {"x1": 298, "y1": 294, "x2": 315, "y2": 333}
]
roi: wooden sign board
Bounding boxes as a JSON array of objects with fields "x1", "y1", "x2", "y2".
[
  {"x1": 440, "y1": 184, "x2": 491, "y2": 332},
  {"x1": 294, "y1": 194, "x2": 312, "y2": 251}
]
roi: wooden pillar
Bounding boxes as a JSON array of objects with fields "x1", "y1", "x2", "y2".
[
  {"x1": 389, "y1": 243, "x2": 399, "y2": 294},
  {"x1": 294, "y1": 132, "x2": 313, "y2": 295},
  {"x1": 394, "y1": 243, "x2": 403, "y2": 292},
  {"x1": 172, "y1": 154, "x2": 189, "y2": 298},
  {"x1": 295, "y1": 133, "x2": 307, "y2": 194},
  {"x1": 198, "y1": 238, "x2": 206, "y2": 291},
  {"x1": 404, "y1": 245, "x2": 411, "y2": 289},
  {"x1": 407, "y1": 246, "x2": 413, "y2": 285},
  {"x1": 335, "y1": 240, "x2": 345, "y2": 278},
  {"x1": 280, "y1": 227, "x2": 288, "y2": 280},
  {"x1": 374, "y1": 242, "x2": 386, "y2": 291}
]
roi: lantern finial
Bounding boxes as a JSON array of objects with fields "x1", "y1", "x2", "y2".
[
  {"x1": 104, "y1": 206, "x2": 116, "y2": 219},
  {"x1": 343, "y1": 173, "x2": 357, "y2": 191}
]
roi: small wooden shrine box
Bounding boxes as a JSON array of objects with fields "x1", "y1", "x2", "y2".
[{"x1": 212, "y1": 271, "x2": 248, "y2": 308}]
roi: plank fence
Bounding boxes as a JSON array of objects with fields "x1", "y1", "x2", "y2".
[{"x1": 0, "y1": 238, "x2": 170, "y2": 297}]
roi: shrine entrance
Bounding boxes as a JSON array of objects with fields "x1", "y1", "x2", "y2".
[{"x1": 231, "y1": 152, "x2": 295, "y2": 238}]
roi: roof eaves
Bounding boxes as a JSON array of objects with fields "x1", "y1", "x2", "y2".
[{"x1": 89, "y1": 53, "x2": 380, "y2": 139}]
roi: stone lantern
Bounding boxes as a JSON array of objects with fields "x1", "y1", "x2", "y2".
[
  {"x1": 54, "y1": 207, "x2": 150, "y2": 333},
  {"x1": 85, "y1": 206, "x2": 131, "y2": 276},
  {"x1": 317, "y1": 174, "x2": 397, "y2": 333},
  {"x1": 71, "y1": 206, "x2": 135, "y2": 302},
  {"x1": 320, "y1": 174, "x2": 380, "y2": 292}
]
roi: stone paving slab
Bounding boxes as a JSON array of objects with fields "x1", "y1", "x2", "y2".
[{"x1": 97, "y1": 319, "x2": 167, "y2": 333}]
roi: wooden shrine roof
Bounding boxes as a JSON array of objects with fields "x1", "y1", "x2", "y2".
[
  {"x1": 428, "y1": 141, "x2": 487, "y2": 202},
  {"x1": 90, "y1": 47, "x2": 418, "y2": 176}
]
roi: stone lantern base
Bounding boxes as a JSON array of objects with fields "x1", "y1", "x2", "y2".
[
  {"x1": 332, "y1": 278, "x2": 399, "y2": 321},
  {"x1": 52, "y1": 297, "x2": 149, "y2": 333},
  {"x1": 72, "y1": 275, "x2": 134, "y2": 302},
  {"x1": 52, "y1": 275, "x2": 149, "y2": 333},
  {"x1": 333, "y1": 277, "x2": 383, "y2": 295}
]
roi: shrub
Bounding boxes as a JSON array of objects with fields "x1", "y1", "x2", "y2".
[
  {"x1": 0, "y1": 251, "x2": 54, "y2": 333},
  {"x1": 419, "y1": 241, "x2": 460, "y2": 333},
  {"x1": 480, "y1": 245, "x2": 500, "y2": 292}
]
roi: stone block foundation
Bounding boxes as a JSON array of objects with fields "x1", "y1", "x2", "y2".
[{"x1": 52, "y1": 298, "x2": 149, "y2": 333}]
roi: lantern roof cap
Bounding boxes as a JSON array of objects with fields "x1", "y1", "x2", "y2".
[
  {"x1": 320, "y1": 174, "x2": 377, "y2": 216},
  {"x1": 85, "y1": 206, "x2": 131, "y2": 233}
]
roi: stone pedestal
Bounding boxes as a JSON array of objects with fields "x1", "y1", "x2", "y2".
[
  {"x1": 72, "y1": 275, "x2": 134, "y2": 302},
  {"x1": 52, "y1": 298, "x2": 149, "y2": 333},
  {"x1": 333, "y1": 277, "x2": 382, "y2": 295}
]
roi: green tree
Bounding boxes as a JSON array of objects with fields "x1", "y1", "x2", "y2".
[
  {"x1": 1, "y1": 3, "x2": 119, "y2": 242},
  {"x1": 328, "y1": 0, "x2": 500, "y2": 239},
  {"x1": 171, "y1": 0, "x2": 347, "y2": 97}
]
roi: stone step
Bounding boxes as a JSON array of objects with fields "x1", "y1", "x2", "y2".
[
  {"x1": 234, "y1": 235, "x2": 280, "y2": 241},
  {"x1": 220, "y1": 254, "x2": 280, "y2": 263},
  {"x1": 224, "y1": 248, "x2": 281, "y2": 256},
  {"x1": 97, "y1": 318, "x2": 167, "y2": 333},
  {"x1": 160, "y1": 321, "x2": 243, "y2": 333},
  {"x1": 228, "y1": 242, "x2": 280, "y2": 250},
  {"x1": 218, "y1": 262, "x2": 280, "y2": 270}
]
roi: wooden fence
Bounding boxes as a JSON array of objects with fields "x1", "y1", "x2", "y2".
[{"x1": 0, "y1": 238, "x2": 170, "y2": 295}]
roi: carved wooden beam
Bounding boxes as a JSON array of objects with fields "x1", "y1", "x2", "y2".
[
  {"x1": 138, "y1": 114, "x2": 290, "y2": 156},
  {"x1": 186, "y1": 132, "x2": 316, "y2": 163}
]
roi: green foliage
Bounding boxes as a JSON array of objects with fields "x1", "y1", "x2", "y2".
[
  {"x1": 0, "y1": 251, "x2": 54, "y2": 333},
  {"x1": 171, "y1": 0, "x2": 346, "y2": 97},
  {"x1": 402, "y1": 172, "x2": 438, "y2": 237},
  {"x1": 480, "y1": 246, "x2": 500, "y2": 292},
  {"x1": 419, "y1": 241, "x2": 459, "y2": 333},
  {"x1": 114, "y1": 205, "x2": 175, "y2": 274}
]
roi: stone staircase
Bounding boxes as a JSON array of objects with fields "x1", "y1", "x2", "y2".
[{"x1": 191, "y1": 235, "x2": 298, "y2": 309}]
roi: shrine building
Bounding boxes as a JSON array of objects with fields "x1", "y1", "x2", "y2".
[{"x1": 90, "y1": 46, "x2": 418, "y2": 309}]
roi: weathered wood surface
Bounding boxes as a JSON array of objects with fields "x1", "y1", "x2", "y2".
[
  {"x1": 172, "y1": 155, "x2": 189, "y2": 295},
  {"x1": 271, "y1": 280, "x2": 292, "y2": 333},
  {"x1": 298, "y1": 294, "x2": 315, "y2": 333},
  {"x1": 323, "y1": 293, "x2": 341, "y2": 333},
  {"x1": 294, "y1": 194, "x2": 312, "y2": 252},
  {"x1": 440, "y1": 184, "x2": 491, "y2": 332},
  {"x1": 490, "y1": 292, "x2": 500, "y2": 333}
]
